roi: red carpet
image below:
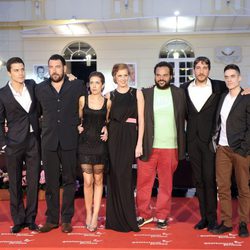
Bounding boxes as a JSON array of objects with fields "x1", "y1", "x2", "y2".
[{"x1": 0, "y1": 197, "x2": 249, "y2": 250}]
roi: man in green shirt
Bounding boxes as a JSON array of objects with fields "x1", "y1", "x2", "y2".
[{"x1": 136, "y1": 62, "x2": 187, "y2": 229}]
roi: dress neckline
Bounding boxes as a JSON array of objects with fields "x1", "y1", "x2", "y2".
[
  {"x1": 87, "y1": 97, "x2": 106, "y2": 111},
  {"x1": 115, "y1": 87, "x2": 131, "y2": 95}
]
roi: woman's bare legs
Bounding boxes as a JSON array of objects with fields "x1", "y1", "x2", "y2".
[
  {"x1": 82, "y1": 164, "x2": 94, "y2": 227},
  {"x1": 90, "y1": 165, "x2": 104, "y2": 230}
]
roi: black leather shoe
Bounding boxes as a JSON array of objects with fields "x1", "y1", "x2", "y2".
[
  {"x1": 238, "y1": 222, "x2": 249, "y2": 238},
  {"x1": 194, "y1": 220, "x2": 207, "y2": 230},
  {"x1": 61, "y1": 223, "x2": 73, "y2": 233},
  {"x1": 10, "y1": 224, "x2": 23, "y2": 233},
  {"x1": 207, "y1": 221, "x2": 218, "y2": 232},
  {"x1": 212, "y1": 222, "x2": 233, "y2": 234},
  {"x1": 39, "y1": 223, "x2": 58, "y2": 233},
  {"x1": 26, "y1": 223, "x2": 39, "y2": 231}
]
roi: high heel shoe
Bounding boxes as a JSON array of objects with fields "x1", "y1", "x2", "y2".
[
  {"x1": 85, "y1": 223, "x2": 92, "y2": 232},
  {"x1": 89, "y1": 225, "x2": 98, "y2": 232}
]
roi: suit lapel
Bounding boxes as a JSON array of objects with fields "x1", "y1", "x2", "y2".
[
  {"x1": 183, "y1": 80, "x2": 199, "y2": 112},
  {"x1": 200, "y1": 93, "x2": 216, "y2": 111},
  {"x1": 216, "y1": 92, "x2": 227, "y2": 125},
  {"x1": 25, "y1": 81, "x2": 35, "y2": 113},
  {"x1": 185, "y1": 79, "x2": 204, "y2": 113},
  {"x1": 215, "y1": 89, "x2": 243, "y2": 129},
  {"x1": 199, "y1": 79, "x2": 220, "y2": 112},
  {"x1": 5, "y1": 84, "x2": 28, "y2": 113},
  {"x1": 228, "y1": 89, "x2": 243, "y2": 115}
]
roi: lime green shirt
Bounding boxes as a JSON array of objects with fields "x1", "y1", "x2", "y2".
[{"x1": 152, "y1": 87, "x2": 177, "y2": 149}]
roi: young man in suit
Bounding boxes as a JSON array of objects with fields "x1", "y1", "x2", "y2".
[
  {"x1": 136, "y1": 62, "x2": 187, "y2": 229},
  {"x1": 181, "y1": 57, "x2": 227, "y2": 232},
  {"x1": 0, "y1": 57, "x2": 41, "y2": 233},
  {"x1": 211, "y1": 64, "x2": 250, "y2": 237},
  {"x1": 36, "y1": 54, "x2": 86, "y2": 233}
]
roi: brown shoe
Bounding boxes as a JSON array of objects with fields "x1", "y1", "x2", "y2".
[
  {"x1": 39, "y1": 223, "x2": 58, "y2": 233},
  {"x1": 61, "y1": 223, "x2": 73, "y2": 233}
]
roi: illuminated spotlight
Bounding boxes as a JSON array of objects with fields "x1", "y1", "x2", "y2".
[{"x1": 174, "y1": 10, "x2": 180, "y2": 16}]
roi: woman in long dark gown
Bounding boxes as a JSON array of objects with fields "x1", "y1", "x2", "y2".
[{"x1": 105, "y1": 63, "x2": 144, "y2": 232}]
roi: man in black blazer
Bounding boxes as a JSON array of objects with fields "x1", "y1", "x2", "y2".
[
  {"x1": 181, "y1": 57, "x2": 227, "y2": 231},
  {"x1": 36, "y1": 54, "x2": 86, "y2": 233},
  {"x1": 0, "y1": 57, "x2": 40, "y2": 233},
  {"x1": 136, "y1": 62, "x2": 187, "y2": 229},
  {"x1": 211, "y1": 64, "x2": 250, "y2": 237}
]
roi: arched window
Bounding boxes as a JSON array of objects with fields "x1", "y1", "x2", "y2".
[
  {"x1": 159, "y1": 40, "x2": 195, "y2": 86},
  {"x1": 62, "y1": 41, "x2": 97, "y2": 84}
]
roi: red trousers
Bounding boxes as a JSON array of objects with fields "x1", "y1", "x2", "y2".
[{"x1": 136, "y1": 148, "x2": 178, "y2": 220}]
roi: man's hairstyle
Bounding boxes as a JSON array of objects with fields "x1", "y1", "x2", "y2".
[
  {"x1": 6, "y1": 57, "x2": 25, "y2": 72},
  {"x1": 193, "y1": 56, "x2": 211, "y2": 70},
  {"x1": 154, "y1": 61, "x2": 174, "y2": 76},
  {"x1": 224, "y1": 64, "x2": 240, "y2": 74},
  {"x1": 48, "y1": 54, "x2": 66, "y2": 66},
  {"x1": 36, "y1": 65, "x2": 45, "y2": 73},
  {"x1": 89, "y1": 71, "x2": 105, "y2": 84}
]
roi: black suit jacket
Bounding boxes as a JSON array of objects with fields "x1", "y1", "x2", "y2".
[
  {"x1": 213, "y1": 89, "x2": 250, "y2": 157},
  {"x1": 0, "y1": 80, "x2": 40, "y2": 149},
  {"x1": 35, "y1": 77, "x2": 86, "y2": 151},
  {"x1": 141, "y1": 85, "x2": 187, "y2": 161},
  {"x1": 181, "y1": 78, "x2": 227, "y2": 144}
]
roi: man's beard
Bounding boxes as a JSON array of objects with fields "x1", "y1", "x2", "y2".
[
  {"x1": 155, "y1": 80, "x2": 171, "y2": 89},
  {"x1": 196, "y1": 74, "x2": 207, "y2": 82},
  {"x1": 51, "y1": 73, "x2": 64, "y2": 83}
]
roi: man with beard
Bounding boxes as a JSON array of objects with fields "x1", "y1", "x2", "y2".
[
  {"x1": 35, "y1": 54, "x2": 86, "y2": 233},
  {"x1": 136, "y1": 61, "x2": 187, "y2": 229},
  {"x1": 181, "y1": 56, "x2": 227, "y2": 232}
]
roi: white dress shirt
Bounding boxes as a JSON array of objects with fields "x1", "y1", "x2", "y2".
[
  {"x1": 218, "y1": 93, "x2": 237, "y2": 146},
  {"x1": 8, "y1": 81, "x2": 33, "y2": 132},
  {"x1": 188, "y1": 79, "x2": 212, "y2": 112}
]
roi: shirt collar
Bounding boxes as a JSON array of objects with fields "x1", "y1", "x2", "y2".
[
  {"x1": 8, "y1": 81, "x2": 27, "y2": 95},
  {"x1": 191, "y1": 78, "x2": 212, "y2": 87}
]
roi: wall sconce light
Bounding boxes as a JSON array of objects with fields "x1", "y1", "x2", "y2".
[
  {"x1": 173, "y1": 51, "x2": 179, "y2": 59},
  {"x1": 35, "y1": 0, "x2": 40, "y2": 9},
  {"x1": 174, "y1": 10, "x2": 180, "y2": 16},
  {"x1": 0, "y1": 58, "x2": 6, "y2": 70},
  {"x1": 124, "y1": 0, "x2": 129, "y2": 9},
  {"x1": 34, "y1": 0, "x2": 41, "y2": 16},
  {"x1": 86, "y1": 54, "x2": 92, "y2": 67}
]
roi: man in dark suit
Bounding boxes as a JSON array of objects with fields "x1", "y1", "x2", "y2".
[
  {"x1": 181, "y1": 56, "x2": 227, "y2": 231},
  {"x1": 136, "y1": 62, "x2": 187, "y2": 229},
  {"x1": 36, "y1": 54, "x2": 86, "y2": 233},
  {"x1": 211, "y1": 64, "x2": 250, "y2": 237},
  {"x1": 0, "y1": 57, "x2": 40, "y2": 233}
]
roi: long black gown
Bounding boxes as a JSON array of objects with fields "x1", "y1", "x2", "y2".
[{"x1": 105, "y1": 87, "x2": 140, "y2": 232}]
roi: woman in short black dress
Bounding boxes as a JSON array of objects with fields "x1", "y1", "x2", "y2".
[{"x1": 78, "y1": 72, "x2": 111, "y2": 232}]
